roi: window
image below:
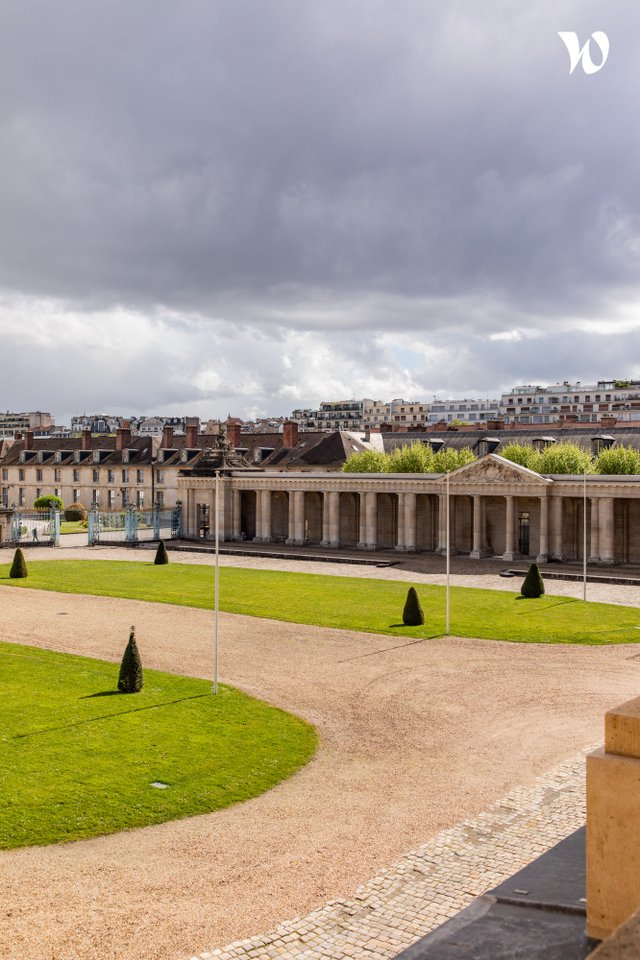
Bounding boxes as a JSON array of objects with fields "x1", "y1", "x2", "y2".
[
  {"x1": 108, "y1": 490, "x2": 115, "y2": 509},
  {"x1": 107, "y1": 469, "x2": 114, "y2": 483},
  {"x1": 18, "y1": 468, "x2": 24, "y2": 481},
  {"x1": 136, "y1": 490, "x2": 144, "y2": 507},
  {"x1": 122, "y1": 469, "x2": 129, "y2": 483},
  {"x1": 92, "y1": 489, "x2": 99, "y2": 505},
  {"x1": 36, "y1": 468, "x2": 43, "y2": 482},
  {"x1": 136, "y1": 469, "x2": 143, "y2": 484},
  {"x1": 121, "y1": 489, "x2": 128, "y2": 507},
  {"x1": 18, "y1": 488, "x2": 25, "y2": 506},
  {"x1": 54, "y1": 468, "x2": 61, "y2": 482},
  {"x1": 73, "y1": 468, "x2": 80, "y2": 483},
  {"x1": 54, "y1": 488, "x2": 61, "y2": 498},
  {"x1": 73, "y1": 489, "x2": 80, "y2": 503},
  {"x1": 1, "y1": 468, "x2": 6, "y2": 481},
  {"x1": 156, "y1": 491, "x2": 164, "y2": 508},
  {"x1": 92, "y1": 468, "x2": 99, "y2": 482},
  {"x1": 156, "y1": 469, "x2": 164, "y2": 484},
  {"x1": 36, "y1": 488, "x2": 41, "y2": 499}
]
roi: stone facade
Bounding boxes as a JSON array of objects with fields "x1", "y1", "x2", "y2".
[{"x1": 178, "y1": 455, "x2": 634, "y2": 565}]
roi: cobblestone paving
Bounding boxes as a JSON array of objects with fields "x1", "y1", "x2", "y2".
[{"x1": 192, "y1": 751, "x2": 588, "y2": 960}]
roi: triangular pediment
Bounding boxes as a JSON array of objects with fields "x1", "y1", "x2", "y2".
[{"x1": 448, "y1": 454, "x2": 552, "y2": 485}]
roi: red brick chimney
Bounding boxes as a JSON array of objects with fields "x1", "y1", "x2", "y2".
[
  {"x1": 115, "y1": 425, "x2": 132, "y2": 451},
  {"x1": 282, "y1": 420, "x2": 299, "y2": 448},
  {"x1": 24, "y1": 430, "x2": 34, "y2": 450},
  {"x1": 161, "y1": 425, "x2": 174, "y2": 447},
  {"x1": 81, "y1": 429, "x2": 91, "y2": 450},
  {"x1": 185, "y1": 420, "x2": 199, "y2": 447},
  {"x1": 226, "y1": 418, "x2": 242, "y2": 448}
]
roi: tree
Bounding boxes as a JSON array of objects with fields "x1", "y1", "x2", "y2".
[
  {"x1": 64, "y1": 503, "x2": 87, "y2": 521},
  {"x1": 387, "y1": 441, "x2": 435, "y2": 473},
  {"x1": 342, "y1": 449, "x2": 390, "y2": 472},
  {"x1": 595, "y1": 445, "x2": 640, "y2": 475},
  {"x1": 500, "y1": 443, "x2": 542, "y2": 472},
  {"x1": 34, "y1": 494, "x2": 64, "y2": 511},
  {"x1": 9, "y1": 547, "x2": 27, "y2": 579},
  {"x1": 154, "y1": 540, "x2": 169, "y2": 564},
  {"x1": 402, "y1": 586, "x2": 425, "y2": 625},
  {"x1": 118, "y1": 626, "x2": 143, "y2": 693},
  {"x1": 521, "y1": 562, "x2": 545, "y2": 599},
  {"x1": 538, "y1": 442, "x2": 593, "y2": 475},
  {"x1": 433, "y1": 447, "x2": 476, "y2": 473}
]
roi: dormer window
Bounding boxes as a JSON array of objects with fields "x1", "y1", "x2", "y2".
[
  {"x1": 122, "y1": 450, "x2": 130, "y2": 463},
  {"x1": 591, "y1": 435, "x2": 615, "y2": 456},
  {"x1": 532, "y1": 437, "x2": 556, "y2": 453}
]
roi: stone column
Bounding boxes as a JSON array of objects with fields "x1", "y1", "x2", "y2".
[
  {"x1": 321, "y1": 490, "x2": 331, "y2": 546},
  {"x1": 294, "y1": 491, "x2": 305, "y2": 544},
  {"x1": 361, "y1": 491, "x2": 377, "y2": 550},
  {"x1": 395, "y1": 493, "x2": 406, "y2": 551},
  {"x1": 286, "y1": 490, "x2": 297, "y2": 545},
  {"x1": 328, "y1": 491, "x2": 340, "y2": 547},
  {"x1": 261, "y1": 489, "x2": 272, "y2": 543},
  {"x1": 356, "y1": 491, "x2": 367, "y2": 549},
  {"x1": 253, "y1": 489, "x2": 262, "y2": 541},
  {"x1": 404, "y1": 492, "x2": 417, "y2": 552},
  {"x1": 503, "y1": 495, "x2": 515, "y2": 561},
  {"x1": 589, "y1": 498, "x2": 600, "y2": 563},
  {"x1": 537, "y1": 495, "x2": 549, "y2": 563},
  {"x1": 599, "y1": 497, "x2": 615, "y2": 565},
  {"x1": 186, "y1": 488, "x2": 196, "y2": 538},
  {"x1": 551, "y1": 496, "x2": 563, "y2": 561},
  {"x1": 231, "y1": 488, "x2": 241, "y2": 540},
  {"x1": 587, "y1": 696, "x2": 640, "y2": 940},
  {"x1": 437, "y1": 493, "x2": 446, "y2": 554},
  {"x1": 470, "y1": 494, "x2": 484, "y2": 559}
]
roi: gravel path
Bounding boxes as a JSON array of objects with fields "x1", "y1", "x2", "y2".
[{"x1": 1, "y1": 548, "x2": 639, "y2": 960}]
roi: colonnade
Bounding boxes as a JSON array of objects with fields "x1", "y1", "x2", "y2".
[{"x1": 180, "y1": 481, "x2": 621, "y2": 564}]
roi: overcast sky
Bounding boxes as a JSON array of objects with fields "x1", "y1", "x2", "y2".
[{"x1": 1, "y1": 1, "x2": 639, "y2": 424}]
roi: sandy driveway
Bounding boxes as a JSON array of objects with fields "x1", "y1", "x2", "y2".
[{"x1": 1, "y1": 577, "x2": 639, "y2": 960}]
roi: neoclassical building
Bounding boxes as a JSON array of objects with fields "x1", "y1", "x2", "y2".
[{"x1": 178, "y1": 453, "x2": 638, "y2": 565}]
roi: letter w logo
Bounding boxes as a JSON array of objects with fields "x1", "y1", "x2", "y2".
[{"x1": 558, "y1": 31, "x2": 609, "y2": 75}]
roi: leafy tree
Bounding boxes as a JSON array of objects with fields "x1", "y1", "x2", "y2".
[
  {"x1": 433, "y1": 447, "x2": 476, "y2": 473},
  {"x1": 34, "y1": 494, "x2": 64, "y2": 511},
  {"x1": 118, "y1": 626, "x2": 143, "y2": 693},
  {"x1": 538, "y1": 442, "x2": 593, "y2": 475},
  {"x1": 387, "y1": 442, "x2": 435, "y2": 473},
  {"x1": 9, "y1": 548, "x2": 27, "y2": 579},
  {"x1": 342, "y1": 449, "x2": 390, "y2": 472},
  {"x1": 521, "y1": 562, "x2": 545, "y2": 599},
  {"x1": 594, "y1": 445, "x2": 640, "y2": 475},
  {"x1": 64, "y1": 503, "x2": 87, "y2": 521},
  {"x1": 402, "y1": 586, "x2": 425, "y2": 625},
  {"x1": 154, "y1": 540, "x2": 169, "y2": 564},
  {"x1": 500, "y1": 443, "x2": 542, "y2": 472}
]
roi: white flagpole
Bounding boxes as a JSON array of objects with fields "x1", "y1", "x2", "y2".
[
  {"x1": 583, "y1": 471, "x2": 587, "y2": 602},
  {"x1": 446, "y1": 470, "x2": 450, "y2": 636},
  {"x1": 214, "y1": 470, "x2": 219, "y2": 694}
]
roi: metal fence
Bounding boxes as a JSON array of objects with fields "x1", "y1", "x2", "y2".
[
  {"x1": 88, "y1": 505, "x2": 182, "y2": 545},
  {"x1": 11, "y1": 508, "x2": 60, "y2": 546}
]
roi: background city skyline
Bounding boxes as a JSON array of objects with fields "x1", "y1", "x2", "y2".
[{"x1": 1, "y1": 1, "x2": 639, "y2": 427}]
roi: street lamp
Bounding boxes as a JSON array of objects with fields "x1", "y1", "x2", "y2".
[{"x1": 213, "y1": 470, "x2": 220, "y2": 695}]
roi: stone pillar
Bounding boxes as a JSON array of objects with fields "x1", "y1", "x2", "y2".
[
  {"x1": 261, "y1": 489, "x2": 272, "y2": 543},
  {"x1": 328, "y1": 491, "x2": 340, "y2": 547},
  {"x1": 589, "y1": 498, "x2": 600, "y2": 563},
  {"x1": 286, "y1": 491, "x2": 297, "y2": 545},
  {"x1": 254, "y1": 488, "x2": 263, "y2": 542},
  {"x1": 293, "y1": 491, "x2": 305, "y2": 544},
  {"x1": 599, "y1": 497, "x2": 615, "y2": 565},
  {"x1": 231, "y1": 488, "x2": 241, "y2": 540},
  {"x1": 356, "y1": 491, "x2": 367, "y2": 549},
  {"x1": 436, "y1": 493, "x2": 446, "y2": 554},
  {"x1": 404, "y1": 492, "x2": 417, "y2": 552},
  {"x1": 537, "y1": 496, "x2": 548, "y2": 563},
  {"x1": 503, "y1": 495, "x2": 515, "y2": 561},
  {"x1": 395, "y1": 493, "x2": 406, "y2": 551},
  {"x1": 186, "y1": 488, "x2": 196, "y2": 538},
  {"x1": 551, "y1": 496, "x2": 563, "y2": 561},
  {"x1": 470, "y1": 494, "x2": 484, "y2": 559},
  {"x1": 321, "y1": 490, "x2": 331, "y2": 546},
  {"x1": 359, "y1": 491, "x2": 377, "y2": 550},
  {"x1": 587, "y1": 696, "x2": 640, "y2": 940}
]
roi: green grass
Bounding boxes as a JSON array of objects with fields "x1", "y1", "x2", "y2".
[
  {"x1": 60, "y1": 520, "x2": 87, "y2": 534},
  {"x1": 0, "y1": 641, "x2": 316, "y2": 850},
  {"x1": 1, "y1": 559, "x2": 639, "y2": 644}
]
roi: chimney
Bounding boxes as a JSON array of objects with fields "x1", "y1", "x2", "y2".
[
  {"x1": 24, "y1": 430, "x2": 34, "y2": 450},
  {"x1": 226, "y1": 418, "x2": 241, "y2": 448},
  {"x1": 161, "y1": 425, "x2": 174, "y2": 448},
  {"x1": 185, "y1": 419, "x2": 199, "y2": 448},
  {"x1": 282, "y1": 420, "x2": 299, "y2": 448},
  {"x1": 82, "y1": 429, "x2": 91, "y2": 450},
  {"x1": 115, "y1": 425, "x2": 132, "y2": 451}
]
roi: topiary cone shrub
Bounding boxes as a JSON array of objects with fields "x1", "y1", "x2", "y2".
[
  {"x1": 9, "y1": 547, "x2": 28, "y2": 579},
  {"x1": 118, "y1": 626, "x2": 143, "y2": 693},
  {"x1": 154, "y1": 540, "x2": 169, "y2": 565},
  {"x1": 402, "y1": 586, "x2": 424, "y2": 625},
  {"x1": 521, "y1": 561, "x2": 545, "y2": 599}
]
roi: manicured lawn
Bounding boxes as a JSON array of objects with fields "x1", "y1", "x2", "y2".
[
  {"x1": 60, "y1": 521, "x2": 87, "y2": 535},
  {"x1": 0, "y1": 641, "x2": 316, "y2": 849},
  {"x1": 1, "y1": 559, "x2": 639, "y2": 644}
]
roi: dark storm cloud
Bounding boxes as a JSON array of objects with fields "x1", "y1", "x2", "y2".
[
  {"x1": 1, "y1": 0, "x2": 639, "y2": 325},
  {"x1": 2, "y1": 1, "x2": 640, "y2": 420}
]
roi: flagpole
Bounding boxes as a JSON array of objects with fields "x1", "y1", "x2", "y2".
[
  {"x1": 583, "y1": 471, "x2": 587, "y2": 602},
  {"x1": 214, "y1": 470, "x2": 219, "y2": 694},
  {"x1": 446, "y1": 470, "x2": 450, "y2": 636}
]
